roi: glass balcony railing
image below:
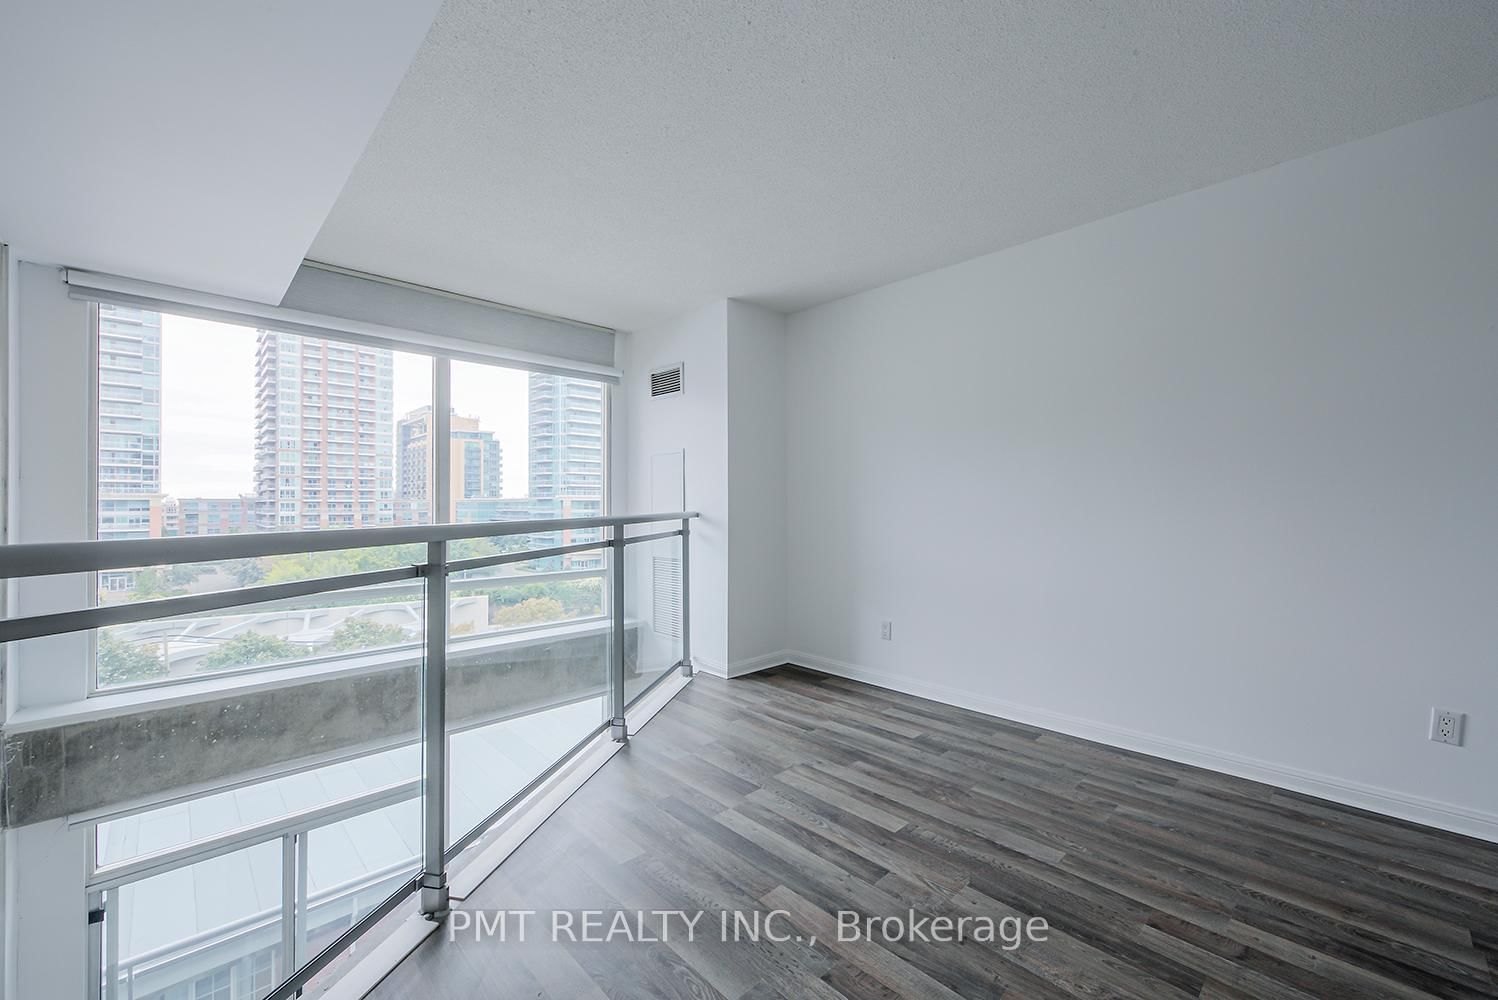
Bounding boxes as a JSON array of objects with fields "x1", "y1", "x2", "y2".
[{"x1": 0, "y1": 510, "x2": 696, "y2": 1000}]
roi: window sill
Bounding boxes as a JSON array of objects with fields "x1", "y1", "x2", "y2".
[{"x1": 4, "y1": 618, "x2": 621, "y2": 735}]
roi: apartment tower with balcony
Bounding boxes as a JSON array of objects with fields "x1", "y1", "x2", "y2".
[
  {"x1": 97, "y1": 305, "x2": 165, "y2": 544},
  {"x1": 254, "y1": 332, "x2": 395, "y2": 529},
  {"x1": 527, "y1": 374, "x2": 605, "y2": 563},
  {"x1": 527, "y1": 374, "x2": 603, "y2": 503},
  {"x1": 395, "y1": 405, "x2": 502, "y2": 522}
]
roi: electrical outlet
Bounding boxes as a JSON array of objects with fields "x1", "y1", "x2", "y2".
[
  {"x1": 880, "y1": 620, "x2": 893, "y2": 641},
  {"x1": 1430, "y1": 708, "x2": 1464, "y2": 746}
]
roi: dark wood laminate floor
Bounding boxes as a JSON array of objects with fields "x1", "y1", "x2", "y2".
[{"x1": 372, "y1": 666, "x2": 1498, "y2": 999}]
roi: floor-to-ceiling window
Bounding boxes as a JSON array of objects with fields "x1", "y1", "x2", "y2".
[
  {"x1": 81, "y1": 304, "x2": 614, "y2": 1000},
  {"x1": 89, "y1": 308, "x2": 610, "y2": 695}
]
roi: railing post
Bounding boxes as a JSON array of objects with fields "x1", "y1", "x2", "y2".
[
  {"x1": 420, "y1": 539, "x2": 450, "y2": 920},
  {"x1": 103, "y1": 888, "x2": 119, "y2": 1000},
  {"x1": 610, "y1": 527, "x2": 628, "y2": 742},
  {"x1": 680, "y1": 517, "x2": 692, "y2": 678},
  {"x1": 86, "y1": 890, "x2": 104, "y2": 1000},
  {"x1": 280, "y1": 833, "x2": 298, "y2": 972},
  {"x1": 295, "y1": 831, "x2": 310, "y2": 962}
]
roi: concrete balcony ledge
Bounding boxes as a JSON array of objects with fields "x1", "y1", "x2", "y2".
[{"x1": 3, "y1": 620, "x2": 643, "y2": 828}]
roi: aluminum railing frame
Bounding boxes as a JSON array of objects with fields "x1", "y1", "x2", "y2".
[{"x1": 0, "y1": 511, "x2": 697, "y2": 1000}]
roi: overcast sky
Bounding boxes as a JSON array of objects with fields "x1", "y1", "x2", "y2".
[{"x1": 160, "y1": 315, "x2": 531, "y2": 498}]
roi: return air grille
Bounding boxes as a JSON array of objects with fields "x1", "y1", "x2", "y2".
[
  {"x1": 653, "y1": 556, "x2": 682, "y2": 639},
  {"x1": 650, "y1": 364, "x2": 683, "y2": 397}
]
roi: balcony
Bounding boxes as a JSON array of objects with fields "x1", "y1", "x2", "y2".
[{"x1": 0, "y1": 511, "x2": 695, "y2": 1000}]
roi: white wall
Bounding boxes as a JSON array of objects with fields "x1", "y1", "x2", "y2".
[
  {"x1": 621, "y1": 302, "x2": 731, "y2": 672},
  {"x1": 0, "y1": 254, "x2": 84, "y2": 1000},
  {"x1": 6, "y1": 263, "x2": 93, "y2": 711},
  {"x1": 620, "y1": 299, "x2": 791, "y2": 677},
  {"x1": 784, "y1": 96, "x2": 1498, "y2": 840},
  {"x1": 726, "y1": 301, "x2": 788, "y2": 672},
  {"x1": 5, "y1": 822, "x2": 85, "y2": 1000},
  {"x1": 0, "y1": 240, "x2": 9, "y2": 1000}
]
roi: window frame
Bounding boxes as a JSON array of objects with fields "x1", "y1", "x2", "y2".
[{"x1": 84, "y1": 303, "x2": 613, "y2": 698}]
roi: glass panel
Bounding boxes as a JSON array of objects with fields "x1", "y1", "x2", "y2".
[
  {"x1": 96, "y1": 576, "x2": 424, "y2": 689},
  {"x1": 96, "y1": 745, "x2": 421, "y2": 871},
  {"x1": 87, "y1": 580, "x2": 427, "y2": 999},
  {"x1": 448, "y1": 559, "x2": 606, "y2": 640},
  {"x1": 301, "y1": 798, "x2": 421, "y2": 966},
  {"x1": 440, "y1": 360, "x2": 522, "y2": 524},
  {"x1": 445, "y1": 360, "x2": 606, "y2": 532},
  {"x1": 97, "y1": 544, "x2": 426, "y2": 609},
  {"x1": 105, "y1": 840, "x2": 284, "y2": 1000},
  {"x1": 444, "y1": 542, "x2": 610, "y2": 848},
  {"x1": 94, "y1": 306, "x2": 433, "y2": 601},
  {"x1": 448, "y1": 698, "x2": 610, "y2": 846},
  {"x1": 624, "y1": 532, "x2": 684, "y2": 706}
]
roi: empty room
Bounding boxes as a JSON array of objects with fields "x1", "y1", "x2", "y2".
[{"x1": 1, "y1": 2, "x2": 1496, "y2": 998}]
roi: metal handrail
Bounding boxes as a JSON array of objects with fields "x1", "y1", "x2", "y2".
[
  {"x1": 0, "y1": 514, "x2": 693, "y2": 644},
  {"x1": 89, "y1": 778, "x2": 422, "y2": 890},
  {"x1": 447, "y1": 537, "x2": 608, "y2": 574},
  {"x1": 21, "y1": 510, "x2": 699, "y2": 1000},
  {"x1": 0, "y1": 565, "x2": 422, "y2": 643},
  {"x1": 0, "y1": 510, "x2": 698, "y2": 578}
]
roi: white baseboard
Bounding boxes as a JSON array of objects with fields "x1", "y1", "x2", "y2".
[
  {"x1": 690, "y1": 656, "x2": 728, "y2": 678},
  {"x1": 727, "y1": 650, "x2": 793, "y2": 678},
  {"x1": 784, "y1": 650, "x2": 1498, "y2": 845},
  {"x1": 691, "y1": 650, "x2": 791, "y2": 679}
]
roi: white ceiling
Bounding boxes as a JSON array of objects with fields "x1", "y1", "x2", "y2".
[
  {"x1": 309, "y1": 0, "x2": 1498, "y2": 330},
  {"x1": 0, "y1": 1, "x2": 441, "y2": 303}
]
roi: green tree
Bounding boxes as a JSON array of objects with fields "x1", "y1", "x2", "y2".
[
  {"x1": 260, "y1": 544, "x2": 425, "y2": 585},
  {"x1": 449, "y1": 535, "x2": 531, "y2": 561},
  {"x1": 470, "y1": 579, "x2": 601, "y2": 618},
  {"x1": 550, "y1": 580, "x2": 603, "y2": 615},
  {"x1": 324, "y1": 617, "x2": 409, "y2": 652},
  {"x1": 166, "y1": 564, "x2": 200, "y2": 587},
  {"x1": 201, "y1": 632, "x2": 301, "y2": 670},
  {"x1": 130, "y1": 565, "x2": 201, "y2": 599},
  {"x1": 97, "y1": 632, "x2": 168, "y2": 686},
  {"x1": 130, "y1": 567, "x2": 171, "y2": 599},
  {"x1": 494, "y1": 596, "x2": 565, "y2": 627},
  {"x1": 226, "y1": 558, "x2": 267, "y2": 587}
]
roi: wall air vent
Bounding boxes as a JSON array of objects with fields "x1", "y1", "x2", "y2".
[
  {"x1": 653, "y1": 556, "x2": 683, "y2": 638},
  {"x1": 650, "y1": 364, "x2": 683, "y2": 397}
]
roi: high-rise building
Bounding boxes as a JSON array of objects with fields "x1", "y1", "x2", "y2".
[
  {"x1": 396, "y1": 404, "x2": 434, "y2": 506},
  {"x1": 163, "y1": 496, "x2": 258, "y2": 536},
  {"x1": 527, "y1": 375, "x2": 605, "y2": 565},
  {"x1": 390, "y1": 498, "x2": 431, "y2": 528},
  {"x1": 528, "y1": 374, "x2": 604, "y2": 500},
  {"x1": 453, "y1": 496, "x2": 534, "y2": 524},
  {"x1": 396, "y1": 405, "x2": 502, "y2": 521},
  {"x1": 254, "y1": 332, "x2": 394, "y2": 530},
  {"x1": 97, "y1": 304, "x2": 164, "y2": 543},
  {"x1": 454, "y1": 421, "x2": 502, "y2": 500}
]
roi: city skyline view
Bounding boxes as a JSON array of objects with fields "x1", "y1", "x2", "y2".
[
  {"x1": 99, "y1": 304, "x2": 605, "y2": 553},
  {"x1": 159, "y1": 313, "x2": 534, "y2": 500},
  {"x1": 94, "y1": 303, "x2": 611, "y2": 689}
]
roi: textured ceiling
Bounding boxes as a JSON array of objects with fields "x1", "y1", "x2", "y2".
[{"x1": 310, "y1": 0, "x2": 1498, "y2": 330}]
